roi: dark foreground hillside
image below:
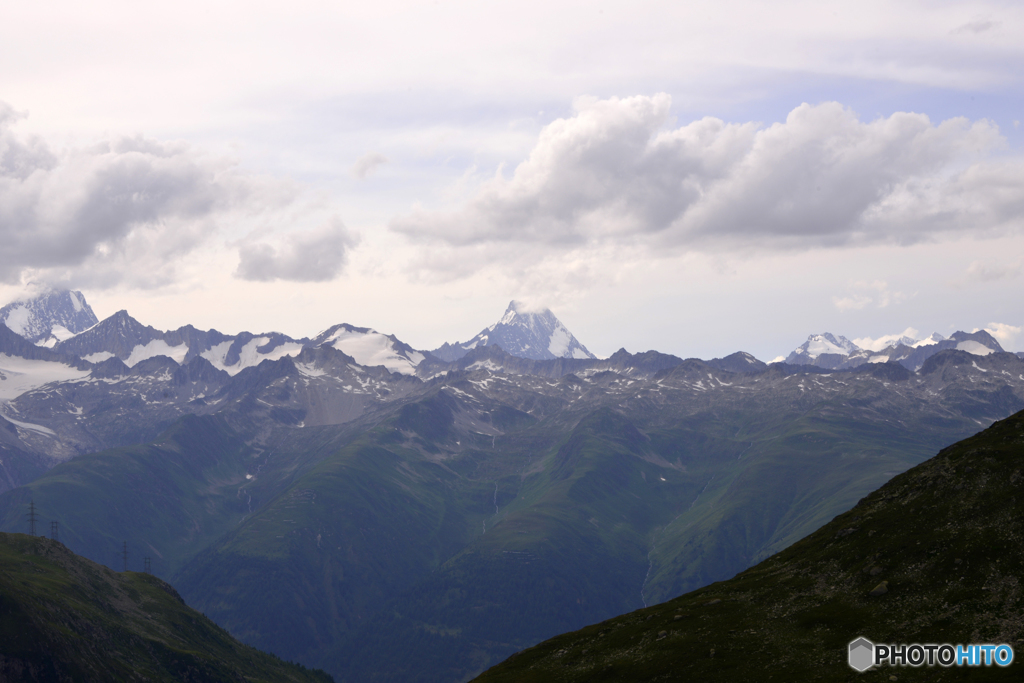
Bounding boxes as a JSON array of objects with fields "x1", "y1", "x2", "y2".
[
  {"x1": 473, "y1": 409, "x2": 1024, "y2": 682},
  {"x1": 0, "y1": 532, "x2": 333, "y2": 683}
]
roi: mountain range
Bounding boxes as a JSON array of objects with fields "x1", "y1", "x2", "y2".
[
  {"x1": 783, "y1": 329, "x2": 1015, "y2": 370},
  {"x1": 1, "y1": 289, "x2": 1023, "y2": 681}
]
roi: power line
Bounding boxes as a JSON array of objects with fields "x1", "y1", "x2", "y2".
[
  {"x1": 50, "y1": 521, "x2": 59, "y2": 543},
  {"x1": 144, "y1": 557, "x2": 151, "y2": 574},
  {"x1": 27, "y1": 499, "x2": 38, "y2": 536}
]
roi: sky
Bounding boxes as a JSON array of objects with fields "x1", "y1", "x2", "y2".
[{"x1": 1, "y1": 0, "x2": 1022, "y2": 362}]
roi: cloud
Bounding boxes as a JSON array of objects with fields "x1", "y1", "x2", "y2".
[
  {"x1": 236, "y1": 217, "x2": 358, "y2": 282},
  {"x1": 954, "y1": 20, "x2": 1001, "y2": 35},
  {"x1": 0, "y1": 102, "x2": 356, "y2": 289},
  {"x1": 832, "y1": 280, "x2": 908, "y2": 312},
  {"x1": 983, "y1": 322, "x2": 1022, "y2": 350},
  {"x1": 853, "y1": 327, "x2": 921, "y2": 352},
  {"x1": 351, "y1": 152, "x2": 389, "y2": 180},
  {"x1": 392, "y1": 96, "x2": 1021, "y2": 278},
  {"x1": 953, "y1": 259, "x2": 1022, "y2": 286},
  {"x1": 832, "y1": 295, "x2": 872, "y2": 312}
]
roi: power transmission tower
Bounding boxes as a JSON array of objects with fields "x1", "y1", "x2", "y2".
[
  {"x1": 27, "y1": 499, "x2": 38, "y2": 536},
  {"x1": 122, "y1": 541, "x2": 128, "y2": 572},
  {"x1": 144, "y1": 557, "x2": 151, "y2": 574},
  {"x1": 50, "y1": 521, "x2": 59, "y2": 542}
]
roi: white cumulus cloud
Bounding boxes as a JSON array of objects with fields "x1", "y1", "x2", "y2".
[
  {"x1": 852, "y1": 327, "x2": 922, "y2": 352},
  {"x1": 983, "y1": 322, "x2": 1022, "y2": 350},
  {"x1": 392, "y1": 95, "x2": 1022, "y2": 279},
  {"x1": 0, "y1": 101, "x2": 358, "y2": 288}
]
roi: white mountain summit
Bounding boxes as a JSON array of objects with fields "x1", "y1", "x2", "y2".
[
  {"x1": 0, "y1": 289, "x2": 99, "y2": 346},
  {"x1": 788, "y1": 333, "x2": 859, "y2": 360},
  {"x1": 431, "y1": 300, "x2": 596, "y2": 362},
  {"x1": 782, "y1": 329, "x2": 1005, "y2": 371}
]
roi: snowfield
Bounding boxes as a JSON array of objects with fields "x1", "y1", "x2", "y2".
[
  {"x1": 0, "y1": 355, "x2": 91, "y2": 401},
  {"x1": 322, "y1": 328, "x2": 424, "y2": 375}
]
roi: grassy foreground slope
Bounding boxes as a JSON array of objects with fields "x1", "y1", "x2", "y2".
[
  {"x1": 0, "y1": 532, "x2": 333, "y2": 682},
  {"x1": 473, "y1": 409, "x2": 1024, "y2": 682}
]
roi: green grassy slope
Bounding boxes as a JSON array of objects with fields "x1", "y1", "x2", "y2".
[
  {"x1": 173, "y1": 392, "x2": 501, "y2": 672},
  {"x1": 0, "y1": 532, "x2": 332, "y2": 683},
  {"x1": 320, "y1": 407, "x2": 723, "y2": 682},
  {"x1": 0, "y1": 415, "x2": 258, "y2": 577},
  {"x1": 472, "y1": 409, "x2": 1024, "y2": 682},
  {"x1": 642, "y1": 406, "x2": 941, "y2": 605}
]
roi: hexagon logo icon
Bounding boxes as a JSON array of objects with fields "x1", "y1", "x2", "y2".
[{"x1": 848, "y1": 637, "x2": 874, "y2": 671}]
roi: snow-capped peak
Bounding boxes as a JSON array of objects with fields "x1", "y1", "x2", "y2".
[
  {"x1": 431, "y1": 300, "x2": 596, "y2": 362},
  {"x1": 0, "y1": 289, "x2": 100, "y2": 345},
  {"x1": 311, "y1": 323, "x2": 425, "y2": 375},
  {"x1": 912, "y1": 333, "x2": 946, "y2": 348},
  {"x1": 792, "y1": 333, "x2": 860, "y2": 359}
]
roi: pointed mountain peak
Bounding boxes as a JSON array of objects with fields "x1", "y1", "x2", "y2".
[
  {"x1": 949, "y1": 329, "x2": 1005, "y2": 355},
  {"x1": 54, "y1": 309, "x2": 164, "y2": 361},
  {"x1": 788, "y1": 333, "x2": 859, "y2": 361},
  {"x1": 432, "y1": 300, "x2": 595, "y2": 362},
  {"x1": 0, "y1": 288, "x2": 99, "y2": 344},
  {"x1": 913, "y1": 332, "x2": 946, "y2": 347}
]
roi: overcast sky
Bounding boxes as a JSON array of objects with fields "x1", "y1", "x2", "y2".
[{"x1": 1, "y1": 0, "x2": 1022, "y2": 361}]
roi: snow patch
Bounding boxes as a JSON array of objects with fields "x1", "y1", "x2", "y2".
[
  {"x1": 296, "y1": 362, "x2": 326, "y2": 378},
  {"x1": 957, "y1": 341, "x2": 995, "y2": 356},
  {"x1": 3, "y1": 306, "x2": 31, "y2": 337},
  {"x1": 547, "y1": 326, "x2": 571, "y2": 357},
  {"x1": 0, "y1": 354, "x2": 91, "y2": 401},
  {"x1": 49, "y1": 324, "x2": 76, "y2": 343},
  {"x1": 913, "y1": 333, "x2": 946, "y2": 348},
  {"x1": 201, "y1": 339, "x2": 303, "y2": 375},
  {"x1": 125, "y1": 340, "x2": 189, "y2": 366},
  {"x1": 200, "y1": 341, "x2": 233, "y2": 370},
  {"x1": 325, "y1": 328, "x2": 423, "y2": 375},
  {"x1": 467, "y1": 360, "x2": 503, "y2": 373},
  {"x1": 804, "y1": 335, "x2": 857, "y2": 357},
  {"x1": 0, "y1": 411, "x2": 56, "y2": 436}
]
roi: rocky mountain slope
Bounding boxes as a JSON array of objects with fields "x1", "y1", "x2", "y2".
[
  {"x1": 472, "y1": 407, "x2": 1024, "y2": 682},
  {"x1": 0, "y1": 532, "x2": 333, "y2": 682}
]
